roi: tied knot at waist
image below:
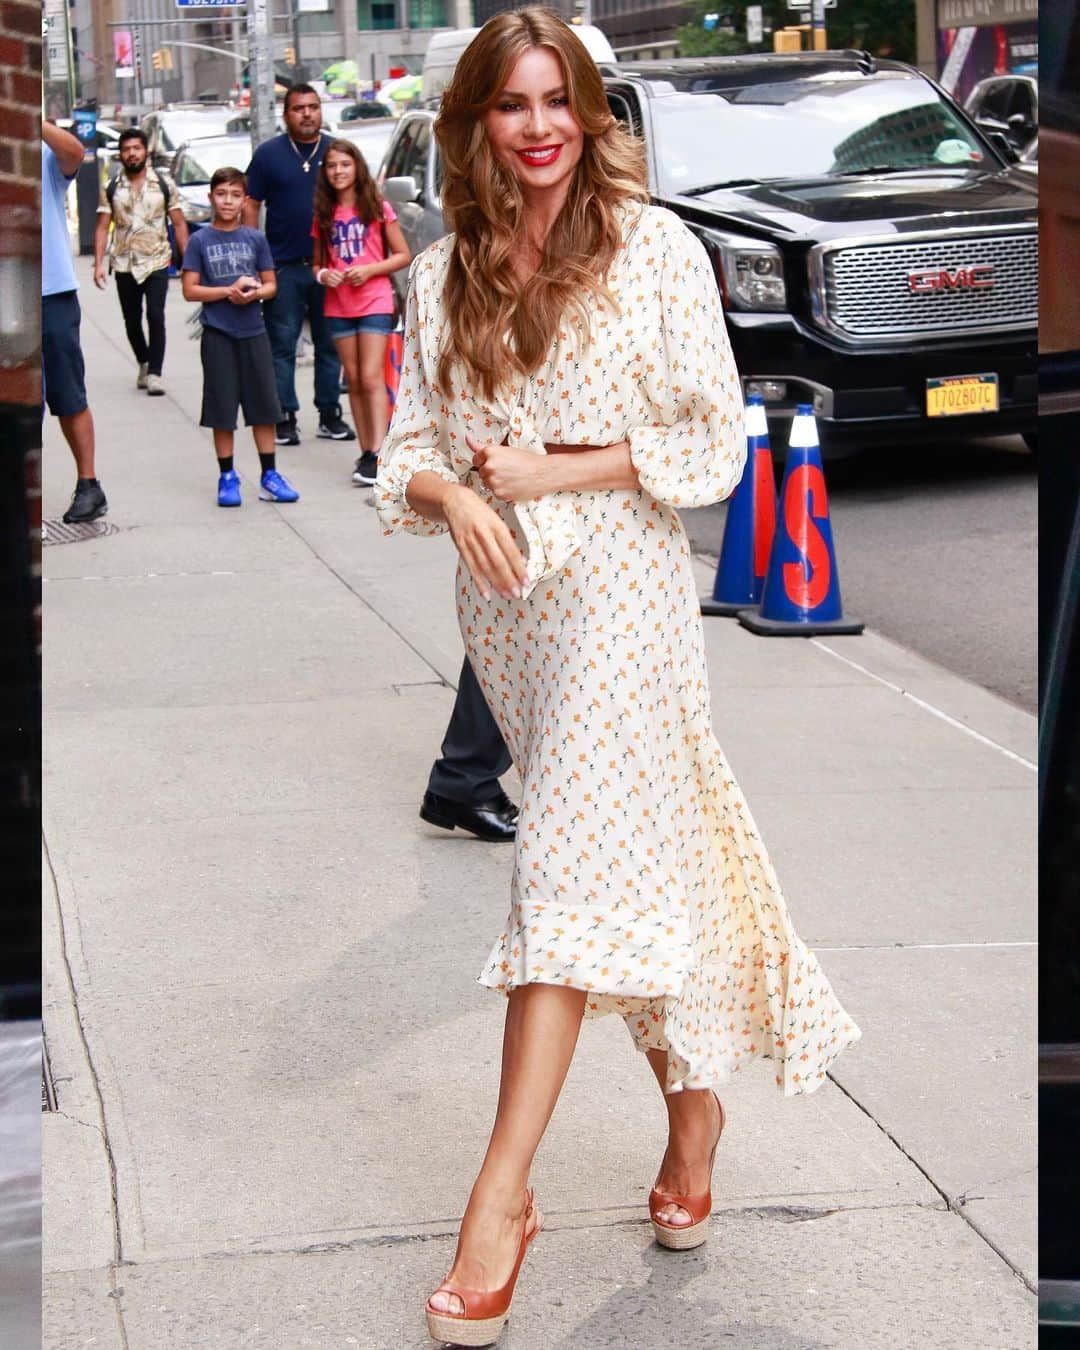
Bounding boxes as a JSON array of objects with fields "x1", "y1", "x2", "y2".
[{"x1": 486, "y1": 404, "x2": 580, "y2": 600}]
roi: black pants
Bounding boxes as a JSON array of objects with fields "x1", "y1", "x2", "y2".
[
  {"x1": 115, "y1": 268, "x2": 169, "y2": 374},
  {"x1": 426, "y1": 657, "x2": 512, "y2": 805}
]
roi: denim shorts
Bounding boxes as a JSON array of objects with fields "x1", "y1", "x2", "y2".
[
  {"x1": 42, "y1": 291, "x2": 88, "y2": 419},
  {"x1": 326, "y1": 312, "x2": 396, "y2": 339}
]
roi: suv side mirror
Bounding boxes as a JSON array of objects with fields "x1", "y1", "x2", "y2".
[
  {"x1": 384, "y1": 175, "x2": 421, "y2": 206},
  {"x1": 987, "y1": 130, "x2": 1020, "y2": 164}
]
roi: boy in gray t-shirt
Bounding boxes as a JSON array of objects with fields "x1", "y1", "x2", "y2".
[{"x1": 181, "y1": 167, "x2": 299, "y2": 508}]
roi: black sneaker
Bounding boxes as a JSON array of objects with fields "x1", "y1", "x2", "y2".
[
  {"x1": 275, "y1": 413, "x2": 300, "y2": 446},
  {"x1": 316, "y1": 404, "x2": 356, "y2": 441},
  {"x1": 62, "y1": 478, "x2": 108, "y2": 524},
  {"x1": 352, "y1": 452, "x2": 379, "y2": 486}
]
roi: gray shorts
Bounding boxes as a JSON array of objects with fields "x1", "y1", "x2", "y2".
[{"x1": 199, "y1": 325, "x2": 282, "y2": 430}]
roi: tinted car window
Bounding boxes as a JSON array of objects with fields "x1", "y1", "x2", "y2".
[
  {"x1": 649, "y1": 71, "x2": 989, "y2": 195},
  {"x1": 403, "y1": 120, "x2": 431, "y2": 196},
  {"x1": 383, "y1": 121, "x2": 419, "y2": 180}
]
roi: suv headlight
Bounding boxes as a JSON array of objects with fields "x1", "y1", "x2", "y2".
[
  {"x1": 699, "y1": 229, "x2": 787, "y2": 312},
  {"x1": 183, "y1": 199, "x2": 212, "y2": 224}
]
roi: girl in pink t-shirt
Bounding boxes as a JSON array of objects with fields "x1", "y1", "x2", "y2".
[{"x1": 312, "y1": 139, "x2": 411, "y2": 485}]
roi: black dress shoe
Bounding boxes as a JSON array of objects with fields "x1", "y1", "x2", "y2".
[{"x1": 420, "y1": 790, "x2": 518, "y2": 842}]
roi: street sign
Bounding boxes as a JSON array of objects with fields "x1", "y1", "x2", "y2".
[
  {"x1": 787, "y1": 0, "x2": 836, "y2": 7},
  {"x1": 176, "y1": 0, "x2": 242, "y2": 8},
  {"x1": 747, "y1": 3, "x2": 763, "y2": 42}
]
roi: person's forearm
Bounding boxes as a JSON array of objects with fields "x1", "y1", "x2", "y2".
[
  {"x1": 404, "y1": 470, "x2": 471, "y2": 524},
  {"x1": 368, "y1": 251, "x2": 411, "y2": 278},
  {"x1": 93, "y1": 217, "x2": 110, "y2": 267},
  {"x1": 42, "y1": 120, "x2": 85, "y2": 176},
  {"x1": 183, "y1": 282, "x2": 233, "y2": 303},
  {"x1": 539, "y1": 441, "x2": 639, "y2": 493}
]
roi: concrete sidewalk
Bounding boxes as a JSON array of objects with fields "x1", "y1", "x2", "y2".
[{"x1": 42, "y1": 263, "x2": 1036, "y2": 1350}]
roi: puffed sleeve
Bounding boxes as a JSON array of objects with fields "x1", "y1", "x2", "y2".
[
  {"x1": 627, "y1": 212, "x2": 745, "y2": 508},
  {"x1": 374, "y1": 254, "x2": 461, "y2": 537}
]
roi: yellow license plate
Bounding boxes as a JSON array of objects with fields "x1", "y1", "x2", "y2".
[{"x1": 926, "y1": 374, "x2": 999, "y2": 417}]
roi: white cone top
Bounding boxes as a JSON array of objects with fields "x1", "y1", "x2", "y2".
[
  {"x1": 789, "y1": 411, "x2": 820, "y2": 449},
  {"x1": 745, "y1": 400, "x2": 769, "y2": 439}
]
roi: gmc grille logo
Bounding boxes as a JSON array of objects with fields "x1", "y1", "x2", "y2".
[{"x1": 908, "y1": 265, "x2": 994, "y2": 294}]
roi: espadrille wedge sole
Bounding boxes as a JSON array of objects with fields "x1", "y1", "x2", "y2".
[
  {"x1": 649, "y1": 1093, "x2": 725, "y2": 1251},
  {"x1": 425, "y1": 1189, "x2": 542, "y2": 1346}
]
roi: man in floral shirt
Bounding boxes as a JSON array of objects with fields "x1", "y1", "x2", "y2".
[{"x1": 92, "y1": 128, "x2": 189, "y2": 396}]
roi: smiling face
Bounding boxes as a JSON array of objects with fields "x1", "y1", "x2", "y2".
[
  {"x1": 324, "y1": 148, "x2": 358, "y2": 196},
  {"x1": 483, "y1": 46, "x2": 584, "y2": 205},
  {"x1": 284, "y1": 90, "x2": 322, "y2": 143}
]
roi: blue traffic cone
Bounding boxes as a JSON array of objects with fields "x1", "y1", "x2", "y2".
[
  {"x1": 701, "y1": 394, "x2": 777, "y2": 616},
  {"x1": 739, "y1": 404, "x2": 863, "y2": 636}
]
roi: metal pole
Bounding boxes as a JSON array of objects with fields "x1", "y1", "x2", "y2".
[
  {"x1": 61, "y1": 0, "x2": 76, "y2": 108},
  {"x1": 132, "y1": 26, "x2": 143, "y2": 108},
  {"x1": 247, "y1": 0, "x2": 277, "y2": 148},
  {"x1": 292, "y1": 7, "x2": 301, "y2": 76},
  {"x1": 811, "y1": 0, "x2": 826, "y2": 51}
]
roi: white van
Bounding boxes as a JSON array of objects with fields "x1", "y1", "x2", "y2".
[{"x1": 421, "y1": 23, "x2": 617, "y2": 103}]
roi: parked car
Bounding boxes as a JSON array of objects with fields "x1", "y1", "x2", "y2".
[
  {"x1": 337, "y1": 100, "x2": 396, "y2": 123},
  {"x1": 381, "y1": 52, "x2": 1037, "y2": 448},
  {"x1": 379, "y1": 111, "x2": 443, "y2": 256},
  {"x1": 170, "y1": 133, "x2": 253, "y2": 228},
  {"x1": 964, "y1": 74, "x2": 1038, "y2": 154},
  {"x1": 334, "y1": 120, "x2": 398, "y2": 177},
  {"x1": 140, "y1": 105, "x2": 235, "y2": 172}
]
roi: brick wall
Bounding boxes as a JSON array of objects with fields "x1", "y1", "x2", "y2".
[{"x1": 0, "y1": 0, "x2": 40, "y2": 407}]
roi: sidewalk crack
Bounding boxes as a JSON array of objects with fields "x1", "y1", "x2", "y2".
[
  {"x1": 826, "y1": 1072, "x2": 1034, "y2": 1294},
  {"x1": 44, "y1": 833, "x2": 127, "y2": 1274}
]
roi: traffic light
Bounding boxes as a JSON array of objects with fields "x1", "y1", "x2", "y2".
[
  {"x1": 284, "y1": 45, "x2": 296, "y2": 65},
  {"x1": 151, "y1": 48, "x2": 173, "y2": 71}
]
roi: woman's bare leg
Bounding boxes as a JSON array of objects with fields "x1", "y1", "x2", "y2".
[
  {"x1": 645, "y1": 1049, "x2": 723, "y2": 1228},
  {"x1": 429, "y1": 983, "x2": 587, "y2": 1314}
]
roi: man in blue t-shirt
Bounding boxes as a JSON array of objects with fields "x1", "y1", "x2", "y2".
[
  {"x1": 42, "y1": 120, "x2": 108, "y2": 524},
  {"x1": 243, "y1": 84, "x2": 354, "y2": 448}
]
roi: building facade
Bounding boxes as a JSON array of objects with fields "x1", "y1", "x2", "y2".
[{"x1": 915, "y1": 0, "x2": 1037, "y2": 98}]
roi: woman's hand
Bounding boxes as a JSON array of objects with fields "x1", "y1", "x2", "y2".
[
  {"x1": 442, "y1": 484, "x2": 528, "y2": 601},
  {"x1": 467, "y1": 435, "x2": 554, "y2": 503},
  {"x1": 322, "y1": 268, "x2": 345, "y2": 288},
  {"x1": 344, "y1": 264, "x2": 373, "y2": 286}
]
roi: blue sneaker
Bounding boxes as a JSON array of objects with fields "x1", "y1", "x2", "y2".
[
  {"x1": 217, "y1": 470, "x2": 242, "y2": 508},
  {"x1": 259, "y1": 468, "x2": 299, "y2": 503}
]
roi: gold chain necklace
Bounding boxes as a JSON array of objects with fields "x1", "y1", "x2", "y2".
[{"x1": 288, "y1": 135, "x2": 320, "y2": 174}]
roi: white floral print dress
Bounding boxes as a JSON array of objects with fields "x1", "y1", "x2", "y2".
[{"x1": 376, "y1": 204, "x2": 860, "y2": 1095}]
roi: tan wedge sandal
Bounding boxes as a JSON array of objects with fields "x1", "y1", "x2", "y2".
[
  {"x1": 649, "y1": 1092, "x2": 725, "y2": 1250},
  {"x1": 425, "y1": 1188, "x2": 543, "y2": 1346}
]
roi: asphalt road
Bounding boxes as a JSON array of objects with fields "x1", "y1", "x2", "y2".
[{"x1": 682, "y1": 434, "x2": 1037, "y2": 712}]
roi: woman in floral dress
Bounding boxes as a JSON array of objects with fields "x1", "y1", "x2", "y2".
[{"x1": 376, "y1": 9, "x2": 860, "y2": 1342}]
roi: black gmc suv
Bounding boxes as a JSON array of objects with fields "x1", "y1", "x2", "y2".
[
  {"x1": 605, "y1": 53, "x2": 1037, "y2": 446},
  {"x1": 381, "y1": 50, "x2": 1037, "y2": 449}
]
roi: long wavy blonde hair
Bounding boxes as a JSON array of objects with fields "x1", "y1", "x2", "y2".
[{"x1": 434, "y1": 7, "x2": 648, "y2": 400}]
